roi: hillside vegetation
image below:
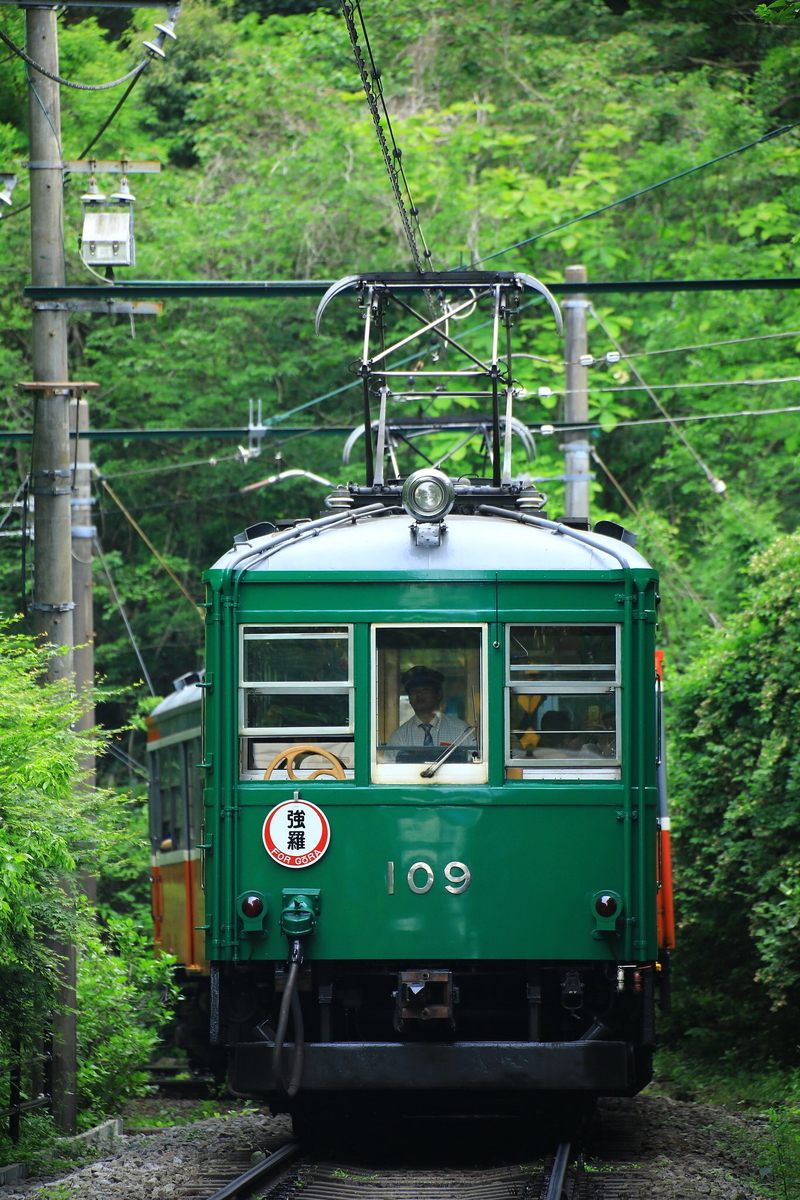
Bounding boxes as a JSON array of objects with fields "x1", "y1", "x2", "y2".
[
  {"x1": 3, "y1": 0, "x2": 800, "y2": 688},
  {"x1": 4, "y1": 0, "x2": 800, "y2": 1066}
]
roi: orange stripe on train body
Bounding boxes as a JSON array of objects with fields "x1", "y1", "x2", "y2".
[{"x1": 657, "y1": 820, "x2": 676, "y2": 951}]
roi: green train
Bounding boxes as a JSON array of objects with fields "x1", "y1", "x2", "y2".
[{"x1": 147, "y1": 271, "x2": 674, "y2": 1123}]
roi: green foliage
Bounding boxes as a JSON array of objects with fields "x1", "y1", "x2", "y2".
[
  {"x1": 655, "y1": 1047, "x2": 800, "y2": 1108},
  {"x1": 125, "y1": 1097, "x2": 257, "y2": 1127},
  {"x1": 762, "y1": 1109, "x2": 800, "y2": 1200},
  {"x1": 94, "y1": 797, "x2": 152, "y2": 927},
  {"x1": 756, "y1": 1, "x2": 800, "y2": 23},
  {"x1": 0, "y1": 624, "x2": 108, "y2": 1047},
  {"x1": 667, "y1": 533, "x2": 800, "y2": 1057},
  {"x1": 7, "y1": 0, "x2": 800, "y2": 1111},
  {"x1": 76, "y1": 917, "x2": 177, "y2": 1121},
  {"x1": 0, "y1": 1111, "x2": 99, "y2": 1184},
  {"x1": 6, "y1": 0, "x2": 800, "y2": 691},
  {"x1": 0, "y1": 626, "x2": 175, "y2": 1127}
]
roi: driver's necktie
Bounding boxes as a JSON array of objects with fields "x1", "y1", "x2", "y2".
[{"x1": 420, "y1": 722, "x2": 434, "y2": 746}]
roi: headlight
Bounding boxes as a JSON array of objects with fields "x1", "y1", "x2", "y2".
[{"x1": 402, "y1": 469, "x2": 456, "y2": 522}]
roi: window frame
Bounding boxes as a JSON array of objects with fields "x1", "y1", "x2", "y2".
[
  {"x1": 505, "y1": 623, "x2": 621, "y2": 775},
  {"x1": 371, "y1": 621, "x2": 489, "y2": 786},
  {"x1": 239, "y1": 624, "x2": 354, "y2": 737}
]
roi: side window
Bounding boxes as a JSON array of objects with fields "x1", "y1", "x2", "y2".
[
  {"x1": 153, "y1": 743, "x2": 184, "y2": 849},
  {"x1": 185, "y1": 736, "x2": 203, "y2": 845},
  {"x1": 240, "y1": 625, "x2": 354, "y2": 780},
  {"x1": 506, "y1": 625, "x2": 620, "y2": 779},
  {"x1": 373, "y1": 624, "x2": 487, "y2": 784}
]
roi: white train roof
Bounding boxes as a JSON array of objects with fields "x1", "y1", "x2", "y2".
[
  {"x1": 149, "y1": 677, "x2": 203, "y2": 718},
  {"x1": 211, "y1": 512, "x2": 652, "y2": 574}
]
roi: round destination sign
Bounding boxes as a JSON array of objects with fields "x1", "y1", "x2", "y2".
[{"x1": 262, "y1": 799, "x2": 331, "y2": 869}]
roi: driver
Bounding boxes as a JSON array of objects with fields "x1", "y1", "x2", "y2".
[{"x1": 386, "y1": 666, "x2": 476, "y2": 753}]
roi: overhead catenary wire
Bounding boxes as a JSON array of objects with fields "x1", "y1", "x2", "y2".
[
  {"x1": 5, "y1": 393, "x2": 798, "y2": 499},
  {"x1": 264, "y1": 304, "x2": 800, "y2": 431},
  {"x1": 341, "y1": 0, "x2": 433, "y2": 273},
  {"x1": 468, "y1": 121, "x2": 800, "y2": 268}
]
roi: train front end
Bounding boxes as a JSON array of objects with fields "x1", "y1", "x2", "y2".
[{"x1": 200, "y1": 481, "x2": 667, "y2": 1120}]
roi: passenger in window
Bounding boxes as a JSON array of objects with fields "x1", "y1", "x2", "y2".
[
  {"x1": 387, "y1": 666, "x2": 476, "y2": 759},
  {"x1": 534, "y1": 709, "x2": 574, "y2": 758}
]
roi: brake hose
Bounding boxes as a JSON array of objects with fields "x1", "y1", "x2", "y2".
[{"x1": 273, "y1": 940, "x2": 305, "y2": 1098}]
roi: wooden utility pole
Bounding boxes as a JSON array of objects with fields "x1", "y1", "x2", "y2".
[
  {"x1": 563, "y1": 264, "x2": 591, "y2": 523},
  {"x1": 26, "y1": 7, "x2": 77, "y2": 1134}
]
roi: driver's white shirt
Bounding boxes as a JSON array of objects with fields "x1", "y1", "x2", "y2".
[{"x1": 387, "y1": 711, "x2": 473, "y2": 747}]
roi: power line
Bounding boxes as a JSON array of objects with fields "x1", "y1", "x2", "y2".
[
  {"x1": 589, "y1": 446, "x2": 720, "y2": 627},
  {"x1": 0, "y1": 27, "x2": 149, "y2": 91},
  {"x1": 590, "y1": 305, "x2": 765, "y2": 545},
  {"x1": 107, "y1": 451, "x2": 245, "y2": 479},
  {"x1": 76, "y1": 64, "x2": 150, "y2": 160},
  {"x1": 604, "y1": 327, "x2": 800, "y2": 362},
  {"x1": 94, "y1": 472, "x2": 204, "y2": 619},
  {"x1": 93, "y1": 536, "x2": 155, "y2": 695},
  {"x1": 0, "y1": 477, "x2": 28, "y2": 531},
  {"x1": 589, "y1": 305, "x2": 727, "y2": 494},
  {"x1": 468, "y1": 122, "x2": 800, "y2": 268},
  {"x1": 547, "y1": 372, "x2": 800, "y2": 397},
  {"x1": 0, "y1": 202, "x2": 31, "y2": 223},
  {"x1": 554, "y1": 402, "x2": 800, "y2": 434}
]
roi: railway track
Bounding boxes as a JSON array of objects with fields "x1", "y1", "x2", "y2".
[
  {"x1": 30, "y1": 1095, "x2": 752, "y2": 1200},
  {"x1": 193, "y1": 1105, "x2": 657, "y2": 1200},
  {"x1": 195, "y1": 1135, "x2": 578, "y2": 1200},
  {"x1": 150, "y1": 1135, "x2": 301, "y2": 1199}
]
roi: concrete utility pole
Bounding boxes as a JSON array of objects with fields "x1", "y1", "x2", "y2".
[
  {"x1": 27, "y1": 7, "x2": 73, "y2": 676},
  {"x1": 26, "y1": 7, "x2": 77, "y2": 1135},
  {"x1": 563, "y1": 264, "x2": 591, "y2": 523}
]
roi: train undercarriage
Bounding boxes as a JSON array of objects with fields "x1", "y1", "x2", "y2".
[{"x1": 177, "y1": 958, "x2": 658, "y2": 1112}]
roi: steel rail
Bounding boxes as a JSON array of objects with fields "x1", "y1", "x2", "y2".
[
  {"x1": 205, "y1": 1139, "x2": 301, "y2": 1200},
  {"x1": 545, "y1": 1139, "x2": 573, "y2": 1200}
]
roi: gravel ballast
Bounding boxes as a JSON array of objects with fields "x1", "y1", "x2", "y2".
[{"x1": 0, "y1": 1095, "x2": 765, "y2": 1199}]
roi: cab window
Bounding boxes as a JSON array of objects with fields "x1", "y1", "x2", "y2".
[
  {"x1": 373, "y1": 624, "x2": 487, "y2": 785},
  {"x1": 506, "y1": 624, "x2": 620, "y2": 779},
  {"x1": 240, "y1": 625, "x2": 354, "y2": 779}
]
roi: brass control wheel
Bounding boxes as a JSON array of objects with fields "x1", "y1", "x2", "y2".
[{"x1": 263, "y1": 744, "x2": 346, "y2": 781}]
